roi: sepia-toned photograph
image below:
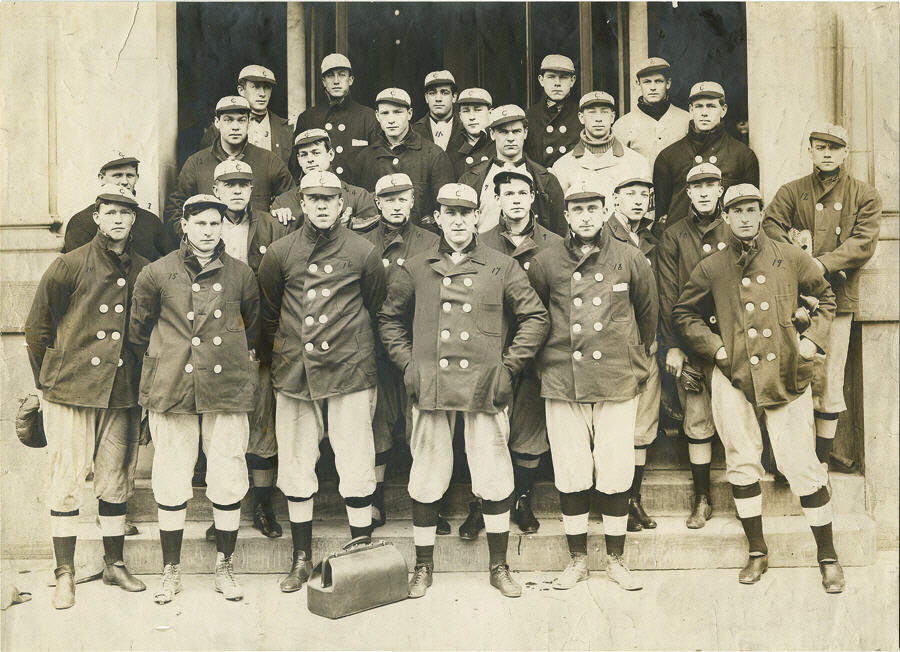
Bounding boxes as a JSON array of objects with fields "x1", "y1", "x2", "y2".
[{"x1": 0, "y1": 1, "x2": 897, "y2": 650}]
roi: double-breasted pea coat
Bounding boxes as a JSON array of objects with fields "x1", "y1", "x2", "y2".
[
  {"x1": 200, "y1": 110, "x2": 295, "y2": 167},
  {"x1": 524, "y1": 94, "x2": 582, "y2": 167},
  {"x1": 270, "y1": 180, "x2": 379, "y2": 233}
]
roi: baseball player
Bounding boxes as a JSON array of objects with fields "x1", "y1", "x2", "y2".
[
  {"x1": 550, "y1": 91, "x2": 648, "y2": 202},
  {"x1": 378, "y1": 183, "x2": 549, "y2": 599},
  {"x1": 763, "y1": 123, "x2": 882, "y2": 472},
  {"x1": 673, "y1": 184, "x2": 844, "y2": 592},
  {"x1": 199, "y1": 65, "x2": 294, "y2": 166},
  {"x1": 603, "y1": 169, "x2": 661, "y2": 532},
  {"x1": 25, "y1": 184, "x2": 149, "y2": 609},
  {"x1": 164, "y1": 95, "x2": 294, "y2": 233},
  {"x1": 413, "y1": 70, "x2": 465, "y2": 153},
  {"x1": 270, "y1": 128, "x2": 378, "y2": 231},
  {"x1": 130, "y1": 194, "x2": 261, "y2": 604},
  {"x1": 653, "y1": 82, "x2": 759, "y2": 232},
  {"x1": 458, "y1": 104, "x2": 566, "y2": 235},
  {"x1": 257, "y1": 171, "x2": 386, "y2": 593},
  {"x1": 449, "y1": 88, "x2": 495, "y2": 177},
  {"x1": 527, "y1": 180, "x2": 658, "y2": 592},
  {"x1": 656, "y1": 162, "x2": 732, "y2": 529},
  {"x1": 292, "y1": 53, "x2": 381, "y2": 181},
  {"x1": 524, "y1": 54, "x2": 582, "y2": 167},
  {"x1": 64, "y1": 151, "x2": 173, "y2": 262},
  {"x1": 351, "y1": 88, "x2": 455, "y2": 229},
  {"x1": 480, "y1": 169, "x2": 563, "y2": 534},
  {"x1": 612, "y1": 57, "x2": 691, "y2": 167},
  {"x1": 362, "y1": 173, "x2": 441, "y2": 528}
]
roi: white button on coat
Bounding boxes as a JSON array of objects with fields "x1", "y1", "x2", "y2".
[
  {"x1": 463, "y1": 278, "x2": 473, "y2": 287},
  {"x1": 185, "y1": 363, "x2": 194, "y2": 373},
  {"x1": 459, "y1": 359, "x2": 469, "y2": 369},
  {"x1": 322, "y1": 288, "x2": 331, "y2": 297},
  {"x1": 742, "y1": 278, "x2": 751, "y2": 287},
  {"x1": 592, "y1": 350, "x2": 602, "y2": 360},
  {"x1": 442, "y1": 302, "x2": 451, "y2": 312},
  {"x1": 439, "y1": 358, "x2": 449, "y2": 368},
  {"x1": 114, "y1": 304, "x2": 124, "y2": 313},
  {"x1": 99, "y1": 304, "x2": 109, "y2": 313},
  {"x1": 214, "y1": 364, "x2": 222, "y2": 374},
  {"x1": 324, "y1": 264, "x2": 333, "y2": 273},
  {"x1": 111, "y1": 332, "x2": 120, "y2": 341},
  {"x1": 191, "y1": 337, "x2": 201, "y2": 346},
  {"x1": 305, "y1": 343, "x2": 314, "y2": 351},
  {"x1": 573, "y1": 297, "x2": 582, "y2": 307},
  {"x1": 593, "y1": 322, "x2": 602, "y2": 331},
  {"x1": 760, "y1": 301, "x2": 769, "y2": 311},
  {"x1": 91, "y1": 357, "x2": 101, "y2": 366},
  {"x1": 756, "y1": 275, "x2": 766, "y2": 284},
  {"x1": 442, "y1": 277, "x2": 451, "y2": 286},
  {"x1": 572, "y1": 323, "x2": 582, "y2": 333},
  {"x1": 748, "y1": 328, "x2": 758, "y2": 337},
  {"x1": 750, "y1": 356, "x2": 759, "y2": 365},
  {"x1": 462, "y1": 303, "x2": 472, "y2": 313},
  {"x1": 703, "y1": 244, "x2": 712, "y2": 253},
  {"x1": 213, "y1": 336, "x2": 222, "y2": 345},
  {"x1": 572, "y1": 351, "x2": 582, "y2": 360},
  {"x1": 97, "y1": 331, "x2": 106, "y2": 340},
  {"x1": 305, "y1": 316, "x2": 314, "y2": 325},
  {"x1": 762, "y1": 328, "x2": 772, "y2": 338},
  {"x1": 117, "y1": 278, "x2": 126, "y2": 287},
  {"x1": 212, "y1": 283, "x2": 222, "y2": 292},
  {"x1": 766, "y1": 352, "x2": 776, "y2": 361},
  {"x1": 191, "y1": 283, "x2": 200, "y2": 292},
  {"x1": 594, "y1": 273, "x2": 603, "y2": 282},
  {"x1": 441, "y1": 330, "x2": 450, "y2": 339},
  {"x1": 321, "y1": 341, "x2": 330, "y2": 350},
  {"x1": 745, "y1": 303, "x2": 754, "y2": 312},
  {"x1": 460, "y1": 331, "x2": 470, "y2": 341},
  {"x1": 572, "y1": 271, "x2": 582, "y2": 281},
  {"x1": 214, "y1": 309, "x2": 222, "y2": 318},
  {"x1": 592, "y1": 297, "x2": 601, "y2": 306},
  {"x1": 187, "y1": 311, "x2": 195, "y2": 320},
  {"x1": 309, "y1": 263, "x2": 318, "y2": 273}
]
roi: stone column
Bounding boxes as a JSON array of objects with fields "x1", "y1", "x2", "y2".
[
  {"x1": 287, "y1": 2, "x2": 307, "y2": 123},
  {"x1": 627, "y1": 2, "x2": 649, "y2": 112}
]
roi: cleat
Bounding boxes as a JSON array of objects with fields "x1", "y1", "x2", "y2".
[
  {"x1": 606, "y1": 554, "x2": 642, "y2": 591},
  {"x1": 629, "y1": 495, "x2": 656, "y2": 529},
  {"x1": 253, "y1": 502, "x2": 283, "y2": 538},
  {"x1": 552, "y1": 552, "x2": 589, "y2": 589},
  {"x1": 685, "y1": 494, "x2": 712, "y2": 529},
  {"x1": 52, "y1": 566, "x2": 75, "y2": 609},
  {"x1": 214, "y1": 554, "x2": 243, "y2": 601},
  {"x1": 489, "y1": 563, "x2": 522, "y2": 597},
  {"x1": 512, "y1": 491, "x2": 540, "y2": 534},
  {"x1": 153, "y1": 563, "x2": 182, "y2": 604},
  {"x1": 738, "y1": 554, "x2": 768, "y2": 584},
  {"x1": 408, "y1": 563, "x2": 433, "y2": 598},
  {"x1": 280, "y1": 551, "x2": 313, "y2": 592},
  {"x1": 458, "y1": 501, "x2": 484, "y2": 540},
  {"x1": 820, "y1": 560, "x2": 845, "y2": 594},
  {"x1": 102, "y1": 557, "x2": 146, "y2": 592}
]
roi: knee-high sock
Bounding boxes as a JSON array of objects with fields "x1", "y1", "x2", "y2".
[
  {"x1": 412, "y1": 499, "x2": 441, "y2": 565},
  {"x1": 287, "y1": 496, "x2": 313, "y2": 558},
  {"x1": 560, "y1": 489, "x2": 591, "y2": 554},
  {"x1": 157, "y1": 503, "x2": 187, "y2": 566},
  {"x1": 814, "y1": 412, "x2": 839, "y2": 463},
  {"x1": 800, "y1": 486, "x2": 837, "y2": 562},
  {"x1": 213, "y1": 501, "x2": 242, "y2": 558},
  {"x1": 345, "y1": 495, "x2": 373, "y2": 538},
  {"x1": 247, "y1": 453, "x2": 277, "y2": 505},
  {"x1": 631, "y1": 446, "x2": 649, "y2": 497},
  {"x1": 373, "y1": 452, "x2": 388, "y2": 519},
  {"x1": 483, "y1": 494, "x2": 514, "y2": 566},
  {"x1": 50, "y1": 509, "x2": 79, "y2": 569},
  {"x1": 98, "y1": 499, "x2": 127, "y2": 563},
  {"x1": 513, "y1": 463, "x2": 539, "y2": 496},
  {"x1": 732, "y1": 483, "x2": 767, "y2": 556},
  {"x1": 597, "y1": 491, "x2": 629, "y2": 556},
  {"x1": 688, "y1": 436, "x2": 713, "y2": 496}
]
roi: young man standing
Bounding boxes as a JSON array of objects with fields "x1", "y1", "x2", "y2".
[
  {"x1": 458, "y1": 104, "x2": 566, "y2": 236},
  {"x1": 655, "y1": 163, "x2": 732, "y2": 529},
  {"x1": 165, "y1": 95, "x2": 294, "y2": 233},
  {"x1": 413, "y1": 70, "x2": 465, "y2": 153},
  {"x1": 480, "y1": 169, "x2": 563, "y2": 534},
  {"x1": 64, "y1": 151, "x2": 172, "y2": 262},
  {"x1": 674, "y1": 184, "x2": 844, "y2": 593},
  {"x1": 257, "y1": 171, "x2": 386, "y2": 593},
  {"x1": 527, "y1": 181, "x2": 657, "y2": 592},
  {"x1": 653, "y1": 82, "x2": 758, "y2": 232},
  {"x1": 524, "y1": 55, "x2": 582, "y2": 167},
  {"x1": 612, "y1": 58, "x2": 691, "y2": 167},
  {"x1": 604, "y1": 170, "x2": 661, "y2": 531},
  {"x1": 550, "y1": 91, "x2": 648, "y2": 202},
  {"x1": 449, "y1": 88, "x2": 495, "y2": 177},
  {"x1": 26, "y1": 184, "x2": 149, "y2": 609},
  {"x1": 199, "y1": 65, "x2": 294, "y2": 166},
  {"x1": 378, "y1": 183, "x2": 549, "y2": 599},
  {"x1": 763, "y1": 124, "x2": 882, "y2": 472},
  {"x1": 130, "y1": 194, "x2": 260, "y2": 604}
]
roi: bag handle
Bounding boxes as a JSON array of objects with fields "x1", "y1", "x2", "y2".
[{"x1": 342, "y1": 535, "x2": 372, "y2": 550}]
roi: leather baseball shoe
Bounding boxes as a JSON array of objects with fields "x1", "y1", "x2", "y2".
[
  {"x1": 489, "y1": 563, "x2": 522, "y2": 597},
  {"x1": 154, "y1": 563, "x2": 182, "y2": 604},
  {"x1": 820, "y1": 560, "x2": 845, "y2": 593},
  {"x1": 512, "y1": 491, "x2": 540, "y2": 534},
  {"x1": 253, "y1": 502, "x2": 283, "y2": 538},
  {"x1": 685, "y1": 494, "x2": 712, "y2": 529},
  {"x1": 408, "y1": 563, "x2": 433, "y2": 598},
  {"x1": 52, "y1": 566, "x2": 75, "y2": 609},
  {"x1": 458, "y1": 501, "x2": 484, "y2": 540},
  {"x1": 435, "y1": 514, "x2": 451, "y2": 535},
  {"x1": 606, "y1": 554, "x2": 642, "y2": 591},
  {"x1": 102, "y1": 558, "x2": 146, "y2": 592},
  {"x1": 552, "y1": 552, "x2": 589, "y2": 589},
  {"x1": 738, "y1": 554, "x2": 768, "y2": 584},
  {"x1": 214, "y1": 553, "x2": 243, "y2": 601},
  {"x1": 280, "y1": 551, "x2": 313, "y2": 592}
]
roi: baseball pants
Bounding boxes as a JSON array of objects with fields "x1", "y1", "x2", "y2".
[
  {"x1": 42, "y1": 401, "x2": 139, "y2": 513},
  {"x1": 247, "y1": 362, "x2": 277, "y2": 459},
  {"x1": 813, "y1": 313, "x2": 852, "y2": 414},
  {"x1": 710, "y1": 366, "x2": 827, "y2": 496},
  {"x1": 635, "y1": 352, "x2": 661, "y2": 447},
  {"x1": 275, "y1": 388, "x2": 377, "y2": 499},
  {"x1": 545, "y1": 396, "x2": 638, "y2": 494},
  {"x1": 408, "y1": 406, "x2": 514, "y2": 503},
  {"x1": 150, "y1": 411, "x2": 250, "y2": 506},
  {"x1": 509, "y1": 365, "x2": 550, "y2": 464}
]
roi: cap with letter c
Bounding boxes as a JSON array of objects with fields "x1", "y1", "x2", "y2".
[
  {"x1": 321, "y1": 53, "x2": 352, "y2": 74},
  {"x1": 722, "y1": 183, "x2": 763, "y2": 209},
  {"x1": 238, "y1": 65, "x2": 276, "y2": 85},
  {"x1": 688, "y1": 81, "x2": 725, "y2": 102},
  {"x1": 299, "y1": 170, "x2": 343, "y2": 196},
  {"x1": 613, "y1": 167, "x2": 653, "y2": 193},
  {"x1": 424, "y1": 70, "x2": 456, "y2": 90},
  {"x1": 457, "y1": 88, "x2": 493, "y2": 107},
  {"x1": 635, "y1": 57, "x2": 671, "y2": 79},
  {"x1": 99, "y1": 150, "x2": 139, "y2": 173},
  {"x1": 540, "y1": 54, "x2": 576, "y2": 74},
  {"x1": 294, "y1": 128, "x2": 331, "y2": 148},
  {"x1": 686, "y1": 162, "x2": 723, "y2": 183},
  {"x1": 215, "y1": 95, "x2": 251, "y2": 115},
  {"x1": 564, "y1": 179, "x2": 604, "y2": 202},
  {"x1": 490, "y1": 104, "x2": 527, "y2": 129},
  {"x1": 436, "y1": 183, "x2": 478, "y2": 209},
  {"x1": 809, "y1": 122, "x2": 848, "y2": 147},
  {"x1": 579, "y1": 91, "x2": 615, "y2": 111},
  {"x1": 375, "y1": 173, "x2": 414, "y2": 196},
  {"x1": 375, "y1": 87, "x2": 412, "y2": 109},
  {"x1": 96, "y1": 184, "x2": 138, "y2": 207},
  {"x1": 214, "y1": 159, "x2": 253, "y2": 182},
  {"x1": 183, "y1": 194, "x2": 227, "y2": 217}
]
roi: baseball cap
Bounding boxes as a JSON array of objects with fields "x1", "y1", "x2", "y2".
[
  {"x1": 375, "y1": 87, "x2": 412, "y2": 109},
  {"x1": 424, "y1": 70, "x2": 456, "y2": 90},
  {"x1": 686, "y1": 162, "x2": 723, "y2": 183},
  {"x1": 490, "y1": 104, "x2": 527, "y2": 129},
  {"x1": 809, "y1": 123, "x2": 849, "y2": 147},
  {"x1": 540, "y1": 54, "x2": 576, "y2": 74},
  {"x1": 183, "y1": 194, "x2": 227, "y2": 217},
  {"x1": 238, "y1": 65, "x2": 276, "y2": 85},
  {"x1": 299, "y1": 170, "x2": 342, "y2": 196},
  {"x1": 457, "y1": 88, "x2": 493, "y2": 107},
  {"x1": 494, "y1": 169, "x2": 534, "y2": 189},
  {"x1": 722, "y1": 184, "x2": 763, "y2": 209},
  {"x1": 294, "y1": 128, "x2": 331, "y2": 148},
  {"x1": 436, "y1": 183, "x2": 478, "y2": 209},
  {"x1": 375, "y1": 173, "x2": 414, "y2": 196},
  {"x1": 99, "y1": 150, "x2": 139, "y2": 173},
  {"x1": 579, "y1": 91, "x2": 615, "y2": 111},
  {"x1": 635, "y1": 57, "x2": 671, "y2": 79},
  {"x1": 613, "y1": 168, "x2": 653, "y2": 192},
  {"x1": 215, "y1": 95, "x2": 251, "y2": 115},
  {"x1": 689, "y1": 81, "x2": 725, "y2": 102},
  {"x1": 96, "y1": 184, "x2": 138, "y2": 207},
  {"x1": 321, "y1": 53, "x2": 352, "y2": 74},
  {"x1": 564, "y1": 180, "x2": 604, "y2": 202},
  {"x1": 214, "y1": 159, "x2": 253, "y2": 182}
]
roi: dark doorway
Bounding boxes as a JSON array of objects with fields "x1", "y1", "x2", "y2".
[{"x1": 176, "y1": 2, "x2": 287, "y2": 168}]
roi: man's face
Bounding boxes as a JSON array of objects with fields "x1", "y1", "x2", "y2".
[
  {"x1": 215, "y1": 111, "x2": 250, "y2": 146},
  {"x1": 322, "y1": 68, "x2": 353, "y2": 98},
  {"x1": 375, "y1": 189, "x2": 414, "y2": 225},
  {"x1": 808, "y1": 139, "x2": 848, "y2": 173},
  {"x1": 238, "y1": 80, "x2": 273, "y2": 113},
  {"x1": 491, "y1": 121, "x2": 527, "y2": 159},
  {"x1": 213, "y1": 179, "x2": 252, "y2": 213},
  {"x1": 539, "y1": 71, "x2": 576, "y2": 102},
  {"x1": 724, "y1": 199, "x2": 764, "y2": 240},
  {"x1": 300, "y1": 193, "x2": 344, "y2": 229},
  {"x1": 435, "y1": 205, "x2": 479, "y2": 248},
  {"x1": 181, "y1": 207, "x2": 223, "y2": 254},
  {"x1": 615, "y1": 183, "x2": 652, "y2": 222},
  {"x1": 99, "y1": 164, "x2": 138, "y2": 192},
  {"x1": 459, "y1": 104, "x2": 491, "y2": 136},
  {"x1": 425, "y1": 84, "x2": 456, "y2": 120},
  {"x1": 296, "y1": 141, "x2": 334, "y2": 174},
  {"x1": 496, "y1": 179, "x2": 535, "y2": 221},
  {"x1": 637, "y1": 73, "x2": 671, "y2": 104},
  {"x1": 579, "y1": 105, "x2": 615, "y2": 139},
  {"x1": 93, "y1": 201, "x2": 135, "y2": 242},
  {"x1": 565, "y1": 198, "x2": 606, "y2": 239},
  {"x1": 686, "y1": 179, "x2": 724, "y2": 214},
  {"x1": 376, "y1": 103, "x2": 412, "y2": 138},
  {"x1": 689, "y1": 98, "x2": 726, "y2": 132}
]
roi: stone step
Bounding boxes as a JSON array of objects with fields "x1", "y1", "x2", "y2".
[
  {"x1": 74, "y1": 513, "x2": 876, "y2": 574},
  {"x1": 115, "y1": 471, "x2": 866, "y2": 523}
]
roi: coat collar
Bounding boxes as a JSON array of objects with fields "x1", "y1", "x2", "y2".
[
  {"x1": 377, "y1": 218, "x2": 412, "y2": 251},
  {"x1": 607, "y1": 212, "x2": 653, "y2": 245},
  {"x1": 728, "y1": 229, "x2": 770, "y2": 269},
  {"x1": 212, "y1": 137, "x2": 248, "y2": 162},
  {"x1": 376, "y1": 126, "x2": 423, "y2": 152},
  {"x1": 570, "y1": 136, "x2": 625, "y2": 159},
  {"x1": 91, "y1": 230, "x2": 133, "y2": 268},
  {"x1": 428, "y1": 237, "x2": 487, "y2": 277},
  {"x1": 179, "y1": 237, "x2": 226, "y2": 275},
  {"x1": 811, "y1": 166, "x2": 846, "y2": 200}
]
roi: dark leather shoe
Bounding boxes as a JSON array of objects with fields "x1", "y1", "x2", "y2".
[
  {"x1": 458, "y1": 502, "x2": 484, "y2": 540},
  {"x1": 512, "y1": 492, "x2": 540, "y2": 534},
  {"x1": 280, "y1": 551, "x2": 313, "y2": 593},
  {"x1": 435, "y1": 514, "x2": 450, "y2": 536},
  {"x1": 253, "y1": 502, "x2": 283, "y2": 538},
  {"x1": 102, "y1": 558, "x2": 146, "y2": 592},
  {"x1": 738, "y1": 554, "x2": 768, "y2": 584},
  {"x1": 489, "y1": 563, "x2": 522, "y2": 597},
  {"x1": 408, "y1": 563, "x2": 433, "y2": 598},
  {"x1": 205, "y1": 523, "x2": 216, "y2": 543},
  {"x1": 627, "y1": 511, "x2": 643, "y2": 532},
  {"x1": 686, "y1": 494, "x2": 712, "y2": 529},
  {"x1": 52, "y1": 566, "x2": 75, "y2": 609},
  {"x1": 629, "y1": 496, "x2": 656, "y2": 530},
  {"x1": 820, "y1": 560, "x2": 845, "y2": 593}
]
